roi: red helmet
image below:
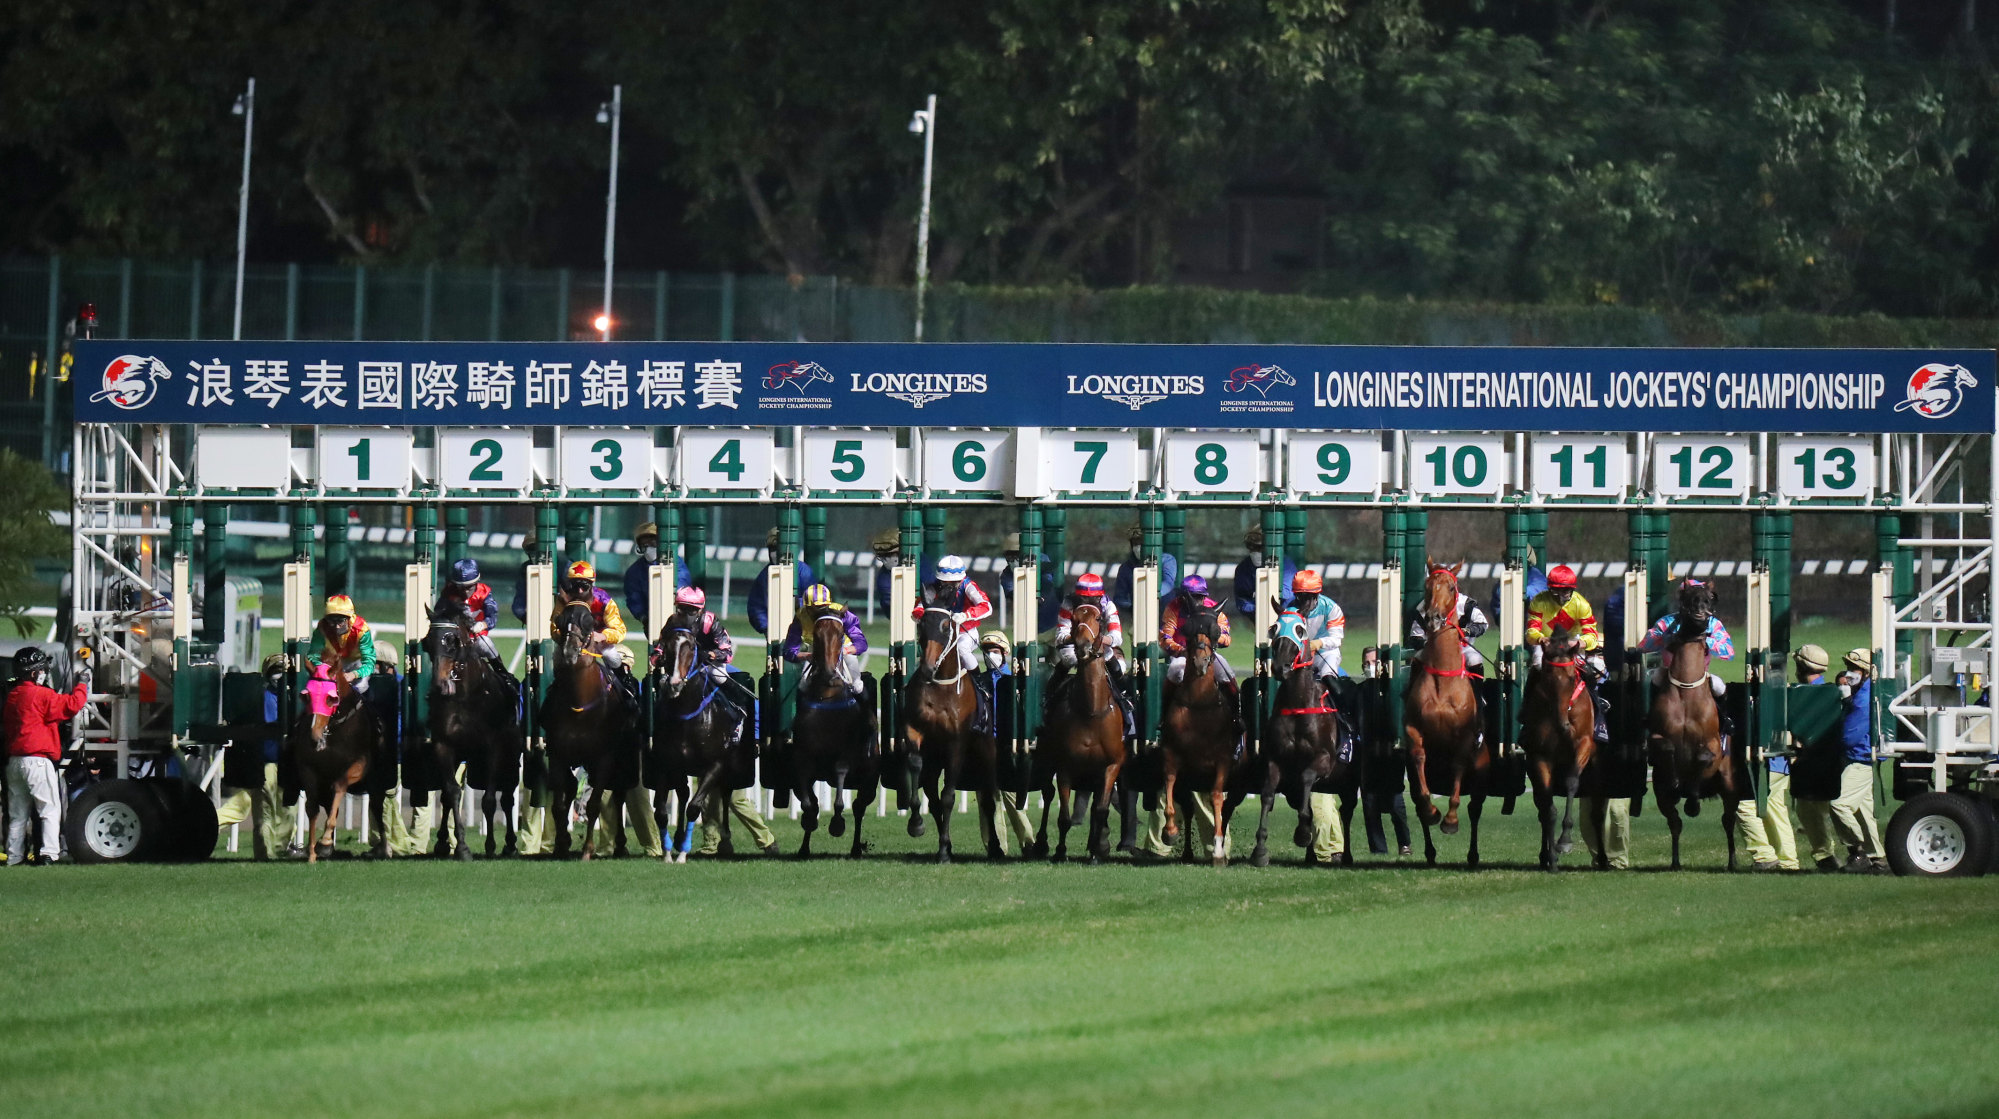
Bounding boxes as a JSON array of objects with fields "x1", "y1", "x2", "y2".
[
  {"x1": 1548, "y1": 564, "x2": 1577, "y2": 589},
  {"x1": 1075, "y1": 572, "x2": 1104, "y2": 597}
]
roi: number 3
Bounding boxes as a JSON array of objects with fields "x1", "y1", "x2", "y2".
[{"x1": 589, "y1": 438, "x2": 622, "y2": 481}]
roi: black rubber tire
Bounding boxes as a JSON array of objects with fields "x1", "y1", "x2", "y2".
[
  {"x1": 64, "y1": 779, "x2": 170, "y2": 864},
  {"x1": 143, "y1": 778, "x2": 219, "y2": 861},
  {"x1": 1885, "y1": 791, "x2": 1993, "y2": 878}
]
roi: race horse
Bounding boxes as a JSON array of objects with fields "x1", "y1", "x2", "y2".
[
  {"x1": 1646, "y1": 579, "x2": 1745, "y2": 870},
  {"x1": 1159, "y1": 608, "x2": 1239, "y2": 867},
  {"x1": 1518, "y1": 625, "x2": 1596, "y2": 871},
  {"x1": 285, "y1": 663, "x2": 385, "y2": 863},
  {"x1": 1030, "y1": 600, "x2": 1126, "y2": 863},
  {"x1": 1255, "y1": 609, "x2": 1351, "y2": 867},
  {"x1": 788, "y1": 612, "x2": 880, "y2": 858},
  {"x1": 539, "y1": 602, "x2": 642, "y2": 859},
  {"x1": 1403, "y1": 562, "x2": 1492, "y2": 868},
  {"x1": 900, "y1": 609, "x2": 1000, "y2": 862},
  {"x1": 421, "y1": 604, "x2": 526, "y2": 859},
  {"x1": 648, "y1": 609, "x2": 747, "y2": 862}
]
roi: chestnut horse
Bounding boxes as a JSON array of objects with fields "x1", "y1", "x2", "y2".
[
  {"x1": 1032, "y1": 601, "x2": 1127, "y2": 863},
  {"x1": 790, "y1": 613, "x2": 880, "y2": 858},
  {"x1": 1160, "y1": 609, "x2": 1239, "y2": 867},
  {"x1": 286, "y1": 664, "x2": 386, "y2": 863},
  {"x1": 540, "y1": 602, "x2": 641, "y2": 859},
  {"x1": 1256, "y1": 610, "x2": 1350, "y2": 866},
  {"x1": 1647, "y1": 579, "x2": 1744, "y2": 870},
  {"x1": 901, "y1": 609, "x2": 1000, "y2": 862},
  {"x1": 1519, "y1": 626, "x2": 1596, "y2": 871},
  {"x1": 1404, "y1": 562, "x2": 1491, "y2": 868},
  {"x1": 421, "y1": 606, "x2": 526, "y2": 860}
]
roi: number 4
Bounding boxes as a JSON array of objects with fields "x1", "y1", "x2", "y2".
[{"x1": 707, "y1": 439, "x2": 745, "y2": 482}]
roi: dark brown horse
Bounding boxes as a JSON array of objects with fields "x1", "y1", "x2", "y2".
[
  {"x1": 650, "y1": 609, "x2": 746, "y2": 863},
  {"x1": 1160, "y1": 609, "x2": 1239, "y2": 867},
  {"x1": 1404, "y1": 562, "x2": 1491, "y2": 867},
  {"x1": 790, "y1": 613, "x2": 879, "y2": 858},
  {"x1": 901, "y1": 609, "x2": 1000, "y2": 862},
  {"x1": 422, "y1": 607, "x2": 525, "y2": 859},
  {"x1": 1519, "y1": 625, "x2": 1596, "y2": 871},
  {"x1": 539, "y1": 602, "x2": 641, "y2": 860},
  {"x1": 1032, "y1": 601, "x2": 1127, "y2": 863},
  {"x1": 286, "y1": 664, "x2": 385, "y2": 863},
  {"x1": 1255, "y1": 610, "x2": 1349, "y2": 866},
  {"x1": 1647, "y1": 579, "x2": 1744, "y2": 870}
]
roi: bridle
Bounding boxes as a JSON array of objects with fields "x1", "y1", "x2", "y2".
[
  {"x1": 1416, "y1": 570, "x2": 1472, "y2": 678},
  {"x1": 1072, "y1": 603, "x2": 1104, "y2": 663},
  {"x1": 922, "y1": 612, "x2": 965, "y2": 685}
]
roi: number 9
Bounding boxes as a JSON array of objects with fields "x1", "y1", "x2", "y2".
[{"x1": 1316, "y1": 442, "x2": 1350, "y2": 485}]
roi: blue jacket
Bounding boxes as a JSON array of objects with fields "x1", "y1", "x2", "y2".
[
  {"x1": 1113, "y1": 550, "x2": 1178, "y2": 615},
  {"x1": 1489, "y1": 564, "x2": 1548, "y2": 631},
  {"x1": 624, "y1": 554, "x2": 693, "y2": 632},
  {"x1": 259, "y1": 688, "x2": 281, "y2": 764},
  {"x1": 1232, "y1": 554, "x2": 1298, "y2": 622},
  {"x1": 1840, "y1": 678, "x2": 1874, "y2": 763},
  {"x1": 512, "y1": 563, "x2": 529, "y2": 622},
  {"x1": 999, "y1": 553, "x2": 1059, "y2": 630},
  {"x1": 747, "y1": 559, "x2": 815, "y2": 636},
  {"x1": 873, "y1": 554, "x2": 934, "y2": 610}
]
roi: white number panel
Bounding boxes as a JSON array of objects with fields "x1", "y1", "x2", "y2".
[
  {"x1": 1654, "y1": 436, "x2": 1752, "y2": 498},
  {"x1": 560, "y1": 429, "x2": 654, "y2": 490},
  {"x1": 1777, "y1": 437, "x2": 1874, "y2": 500},
  {"x1": 1165, "y1": 433, "x2": 1260, "y2": 494},
  {"x1": 197, "y1": 427, "x2": 291, "y2": 490},
  {"x1": 1529, "y1": 436, "x2": 1629, "y2": 499},
  {"x1": 924, "y1": 430, "x2": 1013, "y2": 493},
  {"x1": 802, "y1": 429, "x2": 896, "y2": 493},
  {"x1": 1288, "y1": 432, "x2": 1382, "y2": 497},
  {"x1": 319, "y1": 428, "x2": 412, "y2": 491},
  {"x1": 1044, "y1": 431, "x2": 1138, "y2": 494},
  {"x1": 440, "y1": 428, "x2": 532, "y2": 491},
  {"x1": 1408, "y1": 434, "x2": 1507, "y2": 497},
  {"x1": 679, "y1": 428, "x2": 774, "y2": 492}
]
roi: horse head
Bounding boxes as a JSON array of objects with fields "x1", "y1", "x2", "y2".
[
  {"x1": 425, "y1": 600, "x2": 477, "y2": 697},
  {"x1": 1421, "y1": 561, "x2": 1464, "y2": 637},
  {"x1": 1184, "y1": 608, "x2": 1221, "y2": 676},
  {"x1": 556, "y1": 602, "x2": 596, "y2": 667},
  {"x1": 917, "y1": 607, "x2": 962, "y2": 681},
  {"x1": 1071, "y1": 601, "x2": 1104, "y2": 663},
  {"x1": 810, "y1": 613, "x2": 846, "y2": 676},
  {"x1": 1540, "y1": 623, "x2": 1582, "y2": 665},
  {"x1": 657, "y1": 612, "x2": 699, "y2": 695},
  {"x1": 1674, "y1": 579, "x2": 1717, "y2": 638},
  {"x1": 1270, "y1": 609, "x2": 1308, "y2": 677}
]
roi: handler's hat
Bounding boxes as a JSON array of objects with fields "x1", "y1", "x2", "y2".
[
  {"x1": 260, "y1": 653, "x2": 287, "y2": 675},
  {"x1": 374, "y1": 642, "x2": 398, "y2": 665},
  {"x1": 1127, "y1": 523, "x2": 1145, "y2": 543},
  {"x1": 1843, "y1": 648, "x2": 1873, "y2": 672},
  {"x1": 766, "y1": 526, "x2": 782, "y2": 548},
  {"x1": 980, "y1": 632, "x2": 1010, "y2": 652},
  {"x1": 871, "y1": 527, "x2": 900, "y2": 553},
  {"x1": 634, "y1": 521, "x2": 658, "y2": 542},
  {"x1": 1004, "y1": 532, "x2": 1022, "y2": 553},
  {"x1": 1794, "y1": 644, "x2": 1830, "y2": 673},
  {"x1": 1245, "y1": 526, "x2": 1264, "y2": 548}
]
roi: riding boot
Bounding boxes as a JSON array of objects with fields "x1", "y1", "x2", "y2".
[
  {"x1": 1220, "y1": 679, "x2": 1246, "y2": 753},
  {"x1": 1592, "y1": 687, "x2": 1611, "y2": 744},
  {"x1": 487, "y1": 654, "x2": 521, "y2": 706},
  {"x1": 972, "y1": 668, "x2": 995, "y2": 735},
  {"x1": 1316, "y1": 675, "x2": 1338, "y2": 708}
]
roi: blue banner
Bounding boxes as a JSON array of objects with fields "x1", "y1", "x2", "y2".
[{"x1": 72, "y1": 341, "x2": 1995, "y2": 434}]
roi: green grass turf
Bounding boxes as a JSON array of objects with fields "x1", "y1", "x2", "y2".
[{"x1": 4, "y1": 798, "x2": 1995, "y2": 1118}]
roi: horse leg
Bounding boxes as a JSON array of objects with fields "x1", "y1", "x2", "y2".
[
  {"x1": 1406, "y1": 729, "x2": 1440, "y2": 826},
  {"x1": 1533, "y1": 772, "x2": 1557, "y2": 872},
  {"x1": 795, "y1": 774, "x2": 818, "y2": 859},
  {"x1": 1251, "y1": 761, "x2": 1278, "y2": 868},
  {"x1": 499, "y1": 784, "x2": 520, "y2": 857},
  {"x1": 1291, "y1": 762, "x2": 1315, "y2": 852},
  {"x1": 1031, "y1": 774, "x2": 1054, "y2": 860},
  {"x1": 580, "y1": 784, "x2": 604, "y2": 862},
  {"x1": 1555, "y1": 769, "x2": 1581, "y2": 861},
  {"x1": 304, "y1": 791, "x2": 324, "y2": 864},
  {"x1": 828, "y1": 760, "x2": 850, "y2": 840},
  {"x1": 1416, "y1": 783, "x2": 1437, "y2": 867},
  {"x1": 1160, "y1": 754, "x2": 1182, "y2": 848},
  {"x1": 1116, "y1": 783, "x2": 1140, "y2": 855},
  {"x1": 1658, "y1": 782, "x2": 1684, "y2": 870},
  {"x1": 1092, "y1": 764, "x2": 1120, "y2": 862},
  {"x1": 980, "y1": 786, "x2": 1004, "y2": 862},
  {"x1": 550, "y1": 780, "x2": 572, "y2": 860},
  {"x1": 448, "y1": 768, "x2": 473, "y2": 863},
  {"x1": 1466, "y1": 793, "x2": 1485, "y2": 871},
  {"x1": 925, "y1": 751, "x2": 953, "y2": 864},
  {"x1": 904, "y1": 737, "x2": 926, "y2": 838},
  {"x1": 1209, "y1": 771, "x2": 1230, "y2": 868},
  {"x1": 1724, "y1": 792, "x2": 1741, "y2": 873},
  {"x1": 1052, "y1": 775, "x2": 1073, "y2": 862},
  {"x1": 369, "y1": 788, "x2": 391, "y2": 859}
]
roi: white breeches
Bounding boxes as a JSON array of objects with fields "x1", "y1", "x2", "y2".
[
  {"x1": 803, "y1": 652, "x2": 864, "y2": 694},
  {"x1": 1310, "y1": 645, "x2": 1342, "y2": 678},
  {"x1": 597, "y1": 643, "x2": 627, "y2": 670}
]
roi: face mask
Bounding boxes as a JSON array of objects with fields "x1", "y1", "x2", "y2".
[
  {"x1": 1249, "y1": 550, "x2": 1263, "y2": 565},
  {"x1": 642, "y1": 545, "x2": 659, "y2": 563},
  {"x1": 984, "y1": 650, "x2": 1005, "y2": 671}
]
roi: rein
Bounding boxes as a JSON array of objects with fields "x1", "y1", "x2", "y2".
[{"x1": 672, "y1": 677, "x2": 723, "y2": 720}]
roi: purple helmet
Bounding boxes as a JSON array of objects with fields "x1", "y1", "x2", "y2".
[{"x1": 1181, "y1": 574, "x2": 1208, "y2": 597}]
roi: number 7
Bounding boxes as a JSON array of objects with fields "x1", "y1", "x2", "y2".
[{"x1": 1075, "y1": 441, "x2": 1109, "y2": 484}]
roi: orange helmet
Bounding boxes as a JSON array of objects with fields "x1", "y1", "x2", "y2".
[
  {"x1": 1548, "y1": 564, "x2": 1577, "y2": 589},
  {"x1": 1292, "y1": 569, "x2": 1322, "y2": 594}
]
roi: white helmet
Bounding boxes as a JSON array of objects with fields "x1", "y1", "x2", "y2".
[{"x1": 935, "y1": 555, "x2": 967, "y2": 581}]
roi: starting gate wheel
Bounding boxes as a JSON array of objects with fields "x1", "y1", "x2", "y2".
[
  {"x1": 142, "y1": 777, "x2": 220, "y2": 862},
  {"x1": 1884, "y1": 791, "x2": 1994, "y2": 878},
  {"x1": 64, "y1": 779, "x2": 171, "y2": 864}
]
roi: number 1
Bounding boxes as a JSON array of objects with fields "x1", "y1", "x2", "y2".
[{"x1": 346, "y1": 439, "x2": 371, "y2": 482}]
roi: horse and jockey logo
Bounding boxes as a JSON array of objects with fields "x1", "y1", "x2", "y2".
[
  {"x1": 763, "y1": 360, "x2": 834, "y2": 393},
  {"x1": 1895, "y1": 363, "x2": 1977, "y2": 420},
  {"x1": 1223, "y1": 364, "x2": 1296, "y2": 398},
  {"x1": 89, "y1": 355, "x2": 172, "y2": 410}
]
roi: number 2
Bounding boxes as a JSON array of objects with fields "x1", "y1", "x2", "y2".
[
  {"x1": 469, "y1": 438, "x2": 503, "y2": 481},
  {"x1": 346, "y1": 439, "x2": 371, "y2": 482}
]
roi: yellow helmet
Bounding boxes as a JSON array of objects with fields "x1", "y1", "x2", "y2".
[
  {"x1": 802, "y1": 583, "x2": 835, "y2": 608},
  {"x1": 566, "y1": 560, "x2": 596, "y2": 581},
  {"x1": 323, "y1": 595, "x2": 357, "y2": 618}
]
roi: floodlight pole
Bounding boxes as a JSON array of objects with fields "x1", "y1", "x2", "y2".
[
  {"x1": 600, "y1": 84, "x2": 622, "y2": 341},
  {"x1": 232, "y1": 77, "x2": 255, "y2": 341},
  {"x1": 911, "y1": 94, "x2": 937, "y2": 342}
]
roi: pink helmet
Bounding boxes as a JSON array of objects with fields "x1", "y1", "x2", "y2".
[
  {"x1": 1075, "y1": 572, "x2": 1105, "y2": 597},
  {"x1": 674, "y1": 585, "x2": 706, "y2": 609}
]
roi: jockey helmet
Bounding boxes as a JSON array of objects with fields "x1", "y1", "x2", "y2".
[
  {"x1": 566, "y1": 560, "x2": 596, "y2": 582},
  {"x1": 674, "y1": 585, "x2": 707, "y2": 610},
  {"x1": 936, "y1": 555, "x2": 967, "y2": 582},
  {"x1": 1180, "y1": 574, "x2": 1208, "y2": 598},
  {"x1": 1794, "y1": 644, "x2": 1829, "y2": 673},
  {"x1": 634, "y1": 521, "x2": 658, "y2": 543},
  {"x1": 803, "y1": 583, "x2": 835, "y2": 608},
  {"x1": 871, "y1": 527, "x2": 900, "y2": 554},
  {"x1": 12, "y1": 646, "x2": 50, "y2": 679},
  {"x1": 1075, "y1": 572, "x2": 1105, "y2": 597},
  {"x1": 1244, "y1": 527, "x2": 1264, "y2": 550},
  {"x1": 450, "y1": 558, "x2": 481, "y2": 585},
  {"x1": 765, "y1": 526, "x2": 782, "y2": 549},
  {"x1": 1292, "y1": 569, "x2": 1323, "y2": 594},
  {"x1": 324, "y1": 594, "x2": 357, "y2": 618},
  {"x1": 1683, "y1": 577, "x2": 1708, "y2": 588},
  {"x1": 260, "y1": 653, "x2": 286, "y2": 676},
  {"x1": 1547, "y1": 564, "x2": 1577, "y2": 589}
]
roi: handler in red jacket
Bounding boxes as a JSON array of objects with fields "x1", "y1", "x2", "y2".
[{"x1": 5, "y1": 647, "x2": 89, "y2": 866}]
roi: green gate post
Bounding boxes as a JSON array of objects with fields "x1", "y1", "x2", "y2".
[
  {"x1": 562, "y1": 505, "x2": 590, "y2": 568},
  {"x1": 324, "y1": 507, "x2": 350, "y2": 599},
  {"x1": 1647, "y1": 511, "x2": 1672, "y2": 622},
  {"x1": 286, "y1": 502, "x2": 317, "y2": 722},
  {"x1": 802, "y1": 505, "x2": 827, "y2": 588},
  {"x1": 1163, "y1": 506, "x2": 1187, "y2": 591},
  {"x1": 766, "y1": 505, "x2": 803, "y2": 753},
  {"x1": 1252, "y1": 505, "x2": 1289, "y2": 752},
  {"x1": 1043, "y1": 507, "x2": 1068, "y2": 599},
  {"x1": 682, "y1": 507, "x2": 708, "y2": 588},
  {"x1": 409, "y1": 503, "x2": 437, "y2": 734},
  {"x1": 1383, "y1": 505, "x2": 1408, "y2": 752},
  {"x1": 890, "y1": 504, "x2": 923, "y2": 800},
  {"x1": 1401, "y1": 506, "x2": 1428, "y2": 615},
  {"x1": 656, "y1": 502, "x2": 682, "y2": 593},
  {"x1": 922, "y1": 507, "x2": 947, "y2": 570},
  {"x1": 1526, "y1": 509, "x2": 1549, "y2": 568},
  {"x1": 1016, "y1": 505, "x2": 1044, "y2": 765},
  {"x1": 526, "y1": 504, "x2": 559, "y2": 750},
  {"x1": 1138, "y1": 502, "x2": 1165, "y2": 746},
  {"x1": 444, "y1": 505, "x2": 469, "y2": 570},
  {"x1": 202, "y1": 502, "x2": 229, "y2": 645},
  {"x1": 1283, "y1": 506, "x2": 1308, "y2": 569},
  {"x1": 1500, "y1": 503, "x2": 1532, "y2": 756}
]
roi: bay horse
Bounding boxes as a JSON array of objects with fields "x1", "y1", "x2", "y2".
[
  {"x1": 1519, "y1": 625, "x2": 1596, "y2": 871},
  {"x1": 1404, "y1": 562, "x2": 1491, "y2": 868},
  {"x1": 649, "y1": 609, "x2": 746, "y2": 863},
  {"x1": 1255, "y1": 610, "x2": 1350, "y2": 867},
  {"x1": 1159, "y1": 608, "x2": 1239, "y2": 867},
  {"x1": 1647, "y1": 579, "x2": 1744, "y2": 870},
  {"x1": 1031, "y1": 601, "x2": 1126, "y2": 863},
  {"x1": 421, "y1": 606, "x2": 526, "y2": 859},
  {"x1": 901, "y1": 609, "x2": 1000, "y2": 862},
  {"x1": 539, "y1": 602, "x2": 641, "y2": 860},
  {"x1": 286, "y1": 662, "x2": 386, "y2": 863},
  {"x1": 789, "y1": 612, "x2": 880, "y2": 858}
]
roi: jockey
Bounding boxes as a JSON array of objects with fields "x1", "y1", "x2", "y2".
[
  {"x1": 1160, "y1": 574, "x2": 1241, "y2": 737},
  {"x1": 912, "y1": 554, "x2": 995, "y2": 728},
  {"x1": 1050, "y1": 572, "x2": 1135, "y2": 739},
  {"x1": 781, "y1": 583, "x2": 868, "y2": 698},
  {"x1": 1525, "y1": 564, "x2": 1611, "y2": 743},
  {"x1": 436, "y1": 558, "x2": 516, "y2": 693},
  {"x1": 655, "y1": 585, "x2": 758, "y2": 711},
  {"x1": 1287, "y1": 569, "x2": 1346, "y2": 694},
  {"x1": 1405, "y1": 572, "x2": 1491, "y2": 675},
  {"x1": 1635, "y1": 579, "x2": 1734, "y2": 701},
  {"x1": 551, "y1": 560, "x2": 638, "y2": 704},
  {"x1": 307, "y1": 595, "x2": 377, "y2": 694}
]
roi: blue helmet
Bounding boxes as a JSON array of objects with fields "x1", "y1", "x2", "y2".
[{"x1": 450, "y1": 558, "x2": 481, "y2": 585}]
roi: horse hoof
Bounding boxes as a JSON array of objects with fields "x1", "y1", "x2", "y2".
[
  {"x1": 935, "y1": 850, "x2": 952, "y2": 865},
  {"x1": 1161, "y1": 826, "x2": 1180, "y2": 847},
  {"x1": 1212, "y1": 856, "x2": 1229, "y2": 869},
  {"x1": 456, "y1": 847, "x2": 475, "y2": 863},
  {"x1": 1425, "y1": 851, "x2": 1438, "y2": 867},
  {"x1": 1467, "y1": 856, "x2": 1481, "y2": 871},
  {"x1": 501, "y1": 846, "x2": 519, "y2": 859},
  {"x1": 908, "y1": 816, "x2": 926, "y2": 838},
  {"x1": 987, "y1": 845, "x2": 1006, "y2": 862},
  {"x1": 1684, "y1": 798, "x2": 1702, "y2": 818},
  {"x1": 1026, "y1": 840, "x2": 1048, "y2": 860},
  {"x1": 1292, "y1": 824, "x2": 1312, "y2": 848},
  {"x1": 1554, "y1": 839, "x2": 1574, "y2": 856},
  {"x1": 793, "y1": 847, "x2": 812, "y2": 860},
  {"x1": 1250, "y1": 850, "x2": 1270, "y2": 868},
  {"x1": 1440, "y1": 819, "x2": 1460, "y2": 836},
  {"x1": 828, "y1": 816, "x2": 846, "y2": 838}
]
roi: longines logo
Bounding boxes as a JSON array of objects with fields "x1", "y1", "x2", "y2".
[
  {"x1": 1066, "y1": 373, "x2": 1204, "y2": 411},
  {"x1": 849, "y1": 371, "x2": 987, "y2": 409}
]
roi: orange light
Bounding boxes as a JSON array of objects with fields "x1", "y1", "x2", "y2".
[{"x1": 592, "y1": 313, "x2": 612, "y2": 334}]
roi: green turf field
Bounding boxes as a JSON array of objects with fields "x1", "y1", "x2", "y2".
[{"x1": 4, "y1": 799, "x2": 1995, "y2": 1118}]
